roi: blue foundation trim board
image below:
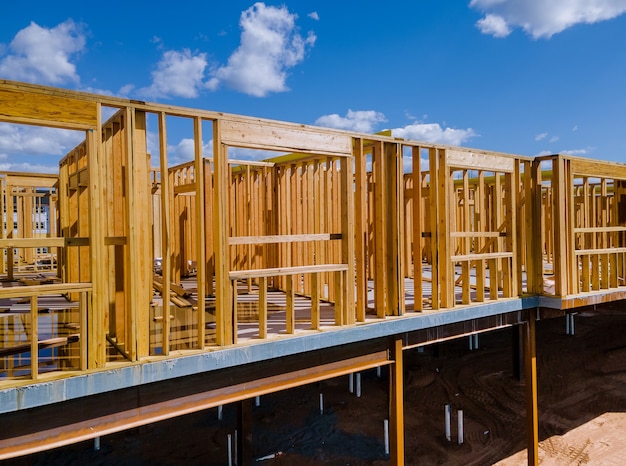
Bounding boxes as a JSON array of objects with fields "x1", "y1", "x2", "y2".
[{"x1": 0, "y1": 296, "x2": 540, "y2": 415}]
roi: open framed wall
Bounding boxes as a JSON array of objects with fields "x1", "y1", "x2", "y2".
[{"x1": 2, "y1": 79, "x2": 626, "y2": 385}]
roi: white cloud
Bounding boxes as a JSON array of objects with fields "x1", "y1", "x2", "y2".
[
  {"x1": 141, "y1": 49, "x2": 208, "y2": 99},
  {"x1": 308, "y1": 12, "x2": 320, "y2": 21},
  {"x1": 207, "y1": 2, "x2": 316, "y2": 97},
  {"x1": 535, "y1": 132, "x2": 548, "y2": 141},
  {"x1": 0, "y1": 161, "x2": 59, "y2": 174},
  {"x1": 476, "y1": 14, "x2": 512, "y2": 38},
  {"x1": 549, "y1": 135, "x2": 560, "y2": 143},
  {"x1": 168, "y1": 137, "x2": 213, "y2": 165},
  {"x1": 535, "y1": 147, "x2": 594, "y2": 157},
  {"x1": 470, "y1": 0, "x2": 626, "y2": 39},
  {"x1": 391, "y1": 123, "x2": 477, "y2": 146},
  {"x1": 561, "y1": 147, "x2": 593, "y2": 156},
  {"x1": 0, "y1": 20, "x2": 85, "y2": 84},
  {"x1": 167, "y1": 137, "x2": 282, "y2": 164},
  {"x1": 315, "y1": 110, "x2": 387, "y2": 133},
  {"x1": 0, "y1": 123, "x2": 83, "y2": 157}
]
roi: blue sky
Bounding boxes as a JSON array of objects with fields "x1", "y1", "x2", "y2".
[{"x1": 1, "y1": 0, "x2": 625, "y2": 172}]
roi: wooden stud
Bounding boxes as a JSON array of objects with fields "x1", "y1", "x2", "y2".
[
  {"x1": 412, "y1": 147, "x2": 423, "y2": 311},
  {"x1": 259, "y1": 276, "x2": 268, "y2": 339},
  {"x1": 389, "y1": 337, "x2": 405, "y2": 466},
  {"x1": 355, "y1": 139, "x2": 368, "y2": 321},
  {"x1": 158, "y1": 113, "x2": 172, "y2": 355},
  {"x1": 194, "y1": 117, "x2": 207, "y2": 349},
  {"x1": 524, "y1": 308, "x2": 539, "y2": 466},
  {"x1": 286, "y1": 274, "x2": 295, "y2": 333}
]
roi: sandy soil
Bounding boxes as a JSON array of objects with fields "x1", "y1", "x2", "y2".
[{"x1": 5, "y1": 302, "x2": 626, "y2": 465}]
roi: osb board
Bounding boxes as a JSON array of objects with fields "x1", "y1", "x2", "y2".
[{"x1": 0, "y1": 87, "x2": 97, "y2": 130}]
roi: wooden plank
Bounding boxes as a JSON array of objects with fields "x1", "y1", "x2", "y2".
[
  {"x1": 219, "y1": 119, "x2": 352, "y2": 156},
  {"x1": 429, "y1": 148, "x2": 440, "y2": 310},
  {"x1": 79, "y1": 291, "x2": 88, "y2": 371},
  {"x1": 0, "y1": 238, "x2": 65, "y2": 248},
  {"x1": 553, "y1": 157, "x2": 568, "y2": 296},
  {"x1": 0, "y1": 87, "x2": 97, "y2": 130},
  {"x1": 3, "y1": 173, "x2": 58, "y2": 188},
  {"x1": 373, "y1": 142, "x2": 387, "y2": 318},
  {"x1": 340, "y1": 153, "x2": 356, "y2": 324},
  {"x1": 506, "y1": 169, "x2": 518, "y2": 297},
  {"x1": 574, "y1": 226, "x2": 626, "y2": 233},
  {"x1": 286, "y1": 274, "x2": 295, "y2": 333},
  {"x1": 446, "y1": 149, "x2": 515, "y2": 173},
  {"x1": 228, "y1": 233, "x2": 335, "y2": 245},
  {"x1": 569, "y1": 158, "x2": 626, "y2": 179},
  {"x1": 389, "y1": 337, "x2": 405, "y2": 466},
  {"x1": 87, "y1": 108, "x2": 105, "y2": 368},
  {"x1": 30, "y1": 296, "x2": 38, "y2": 380},
  {"x1": 311, "y1": 273, "x2": 320, "y2": 330},
  {"x1": 475, "y1": 171, "x2": 486, "y2": 302},
  {"x1": 461, "y1": 170, "x2": 471, "y2": 304},
  {"x1": 259, "y1": 276, "x2": 268, "y2": 338},
  {"x1": 524, "y1": 309, "x2": 539, "y2": 466},
  {"x1": 194, "y1": 117, "x2": 206, "y2": 348},
  {"x1": 412, "y1": 147, "x2": 423, "y2": 311},
  {"x1": 388, "y1": 143, "x2": 404, "y2": 316},
  {"x1": 229, "y1": 263, "x2": 348, "y2": 280},
  {"x1": 158, "y1": 113, "x2": 172, "y2": 355},
  {"x1": 213, "y1": 120, "x2": 232, "y2": 346},
  {"x1": 451, "y1": 252, "x2": 514, "y2": 261},
  {"x1": 438, "y1": 150, "x2": 452, "y2": 307}
]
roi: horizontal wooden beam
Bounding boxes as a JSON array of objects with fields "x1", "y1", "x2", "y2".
[
  {"x1": 229, "y1": 263, "x2": 348, "y2": 280},
  {"x1": 575, "y1": 247, "x2": 626, "y2": 255},
  {"x1": 574, "y1": 226, "x2": 626, "y2": 233},
  {"x1": 0, "y1": 335, "x2": 79, "y2": 358},
  {"x1": 220, "y1": 119, "x2": 352, "y2": 156},
  {"x1": 0, "y1": 238, "x2": 89, "y2": 248},
  {"x1": 451, "y1": 252, "x2": 514, "y2": 262},
  {"x1": 446, "y1": 149, "x2": 515, "y2": 173},
  {"x1": 450, "y1": 232, "x2": 507, "y2": 238},
  {"x1": 0, "y1": 283, "x2": 91, "y2": 299},
  {"x1": 0, "y1": 87, "x2": 97, "y2": 130},
  {"x1": 569, "y1": 157, "x2": 626, "y2": 179},
  {"x1": 228, "y1": 233, "x2": 341, "y2": 245},
  {"x1": 0, "y1": 349, "x2": 390, "y2": 459}
]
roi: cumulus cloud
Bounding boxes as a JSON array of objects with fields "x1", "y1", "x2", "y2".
[
  {"x1": 0, "y1": 123, "x2": 84, "y2": 157},
  {"x1": 470, "y1": 0, "x2": 626, "y2": 38},
  {"x1": 535, "y1": 147, "x2": 594, "y2": 157},
  {"x1": 315, "y1": 110, "x2": 476, "y2": 145},
  {"x1": 0, "y1": 161, "x2": 59, "y2": 174},
  {"x1": 140, "y1": 49, "x2": 208, "y2": 99},
  {"x1": 0, "y1": 123, "x2": 85, "y2": 173},
  {"x1": 392, "y1": 123, "x2": 477, "y2": 146},
  {"x1": 168, "y1": 137, "x2": 213, "y2": 165},
  {"x1": 207, "y1": 2, "x2": 316, "y2": 97},
  {"x1": 308, "y1": 12, "x2": 320, "y2": 21},
  {"x1": 476, "y1": 14, "x2": 512, "y2": 38},
  {"x1": 0, "y1": 19, "x2": 85, "y2": 84},
  {"x1": 561, "y1": 147, "x2": 593, "y2": 156},
  {"x1": 315, "y1": 110, "x2": 387, "y2": 133}
]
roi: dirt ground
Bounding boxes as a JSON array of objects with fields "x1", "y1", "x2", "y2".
[{"x1": 5, "y1": 301, "x2": 626, "y2": 465}]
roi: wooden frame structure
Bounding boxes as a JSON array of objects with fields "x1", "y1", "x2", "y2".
[
  {"x1": 0, "y1": 80, "x2": 625, "y2": 381},
  {"x1": 1, "y1": 80, "x2": 626, "y2": 466}
]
